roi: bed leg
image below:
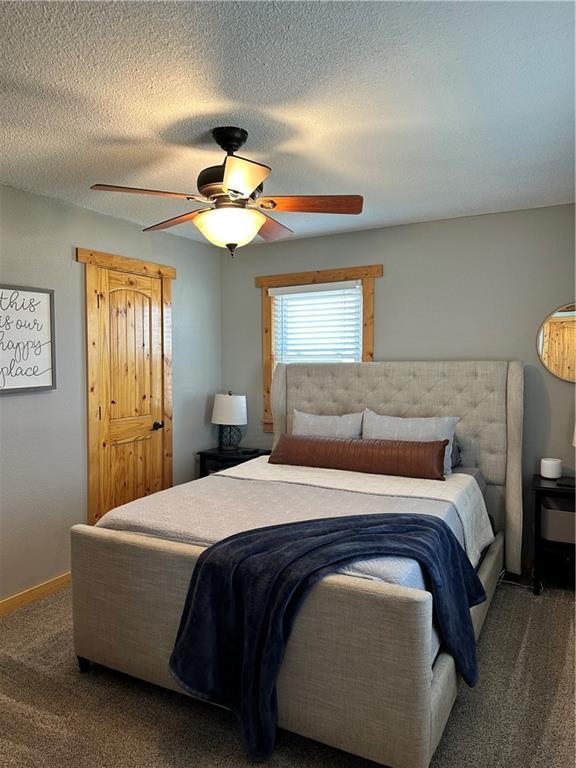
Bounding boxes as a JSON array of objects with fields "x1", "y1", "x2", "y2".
[{"x1": 77, "y1": 656, "x2": 91, "y2": 673}]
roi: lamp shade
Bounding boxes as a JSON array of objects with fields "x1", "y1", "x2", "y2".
[
  {"x1": 211, "y1": 393, "x2": 247, "y2": 426},
  {"x1": 193, "y1": 208, "x2": 266, "y2": 249}
]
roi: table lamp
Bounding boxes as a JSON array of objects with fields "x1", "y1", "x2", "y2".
[{"x1": 211, "y1": 392, "x2": 247, "y2": 451}]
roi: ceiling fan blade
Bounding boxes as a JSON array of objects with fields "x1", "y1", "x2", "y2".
[
  {"x1": 258, "y1": 214, "x2": 294, "y2": 242},
  {"x1": 143, "y1": 208, "x2": 208, "y2": 232},
  {"x1": 223, "y1": 156, "x2": 271, "y2": 199},
  {"x1": 254, "y1": 195, "x2": 363, "y2": 215},
  {"x1": 91, "y1": 184, "x2": 207, "y2": 202}
]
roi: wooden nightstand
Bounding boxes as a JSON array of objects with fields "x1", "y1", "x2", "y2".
[
  {"x1": 533, "y1": 475, "x2": 575, "y2": 594},
  {"x1": 197, "y1": 447, "x2": 271, "y2": 478}
]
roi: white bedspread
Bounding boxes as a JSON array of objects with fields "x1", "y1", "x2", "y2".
[
  {"x1": 220, "y1": 457, "x2": 494, "y2": 567},
  {"x1": 98, "y1": 459, "x2": 494, "y2": 661}
]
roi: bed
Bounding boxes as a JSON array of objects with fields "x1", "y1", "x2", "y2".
[{"x1": 71, "y1": 360, "x2": 524, "y2": 768}]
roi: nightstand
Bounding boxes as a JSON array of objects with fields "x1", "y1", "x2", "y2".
[
  {"x1": 532, "y1": 475, "x2": 575, "y2": 594},
  {"x1": 197, "y1": 447, "x2": 271, "y2": 478}
]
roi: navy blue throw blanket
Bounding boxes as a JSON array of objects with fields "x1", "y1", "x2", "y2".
[{"x1": 170, "y1": 514, "x2": 486, "y2": 761}]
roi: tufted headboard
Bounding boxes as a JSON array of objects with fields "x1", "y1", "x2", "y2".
[{"x1": 271, "y1": 360, "x2": 524, "y2": 574}]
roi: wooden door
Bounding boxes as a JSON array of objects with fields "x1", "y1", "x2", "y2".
[{"x1": 78, "y1": 249, "x2": 175, "y2": 524}]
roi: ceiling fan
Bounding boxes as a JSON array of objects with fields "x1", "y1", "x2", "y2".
[{"x1": 91, "y1": 126, "x2": 363, "y2": 256}]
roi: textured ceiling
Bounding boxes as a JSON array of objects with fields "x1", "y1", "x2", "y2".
[{"x1": 0, "y1": 1, "x2": 573, "y2": 243}]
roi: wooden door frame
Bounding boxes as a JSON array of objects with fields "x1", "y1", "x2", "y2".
[{"x1": 76, "y1": 248, "x2": 176, "y2": 524}]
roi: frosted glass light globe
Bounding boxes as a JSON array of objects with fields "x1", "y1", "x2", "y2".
[{"x1": 193, "y1": 208, "x2": 266, "y2": 248}]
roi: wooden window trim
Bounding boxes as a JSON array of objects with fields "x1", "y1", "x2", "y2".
[{"x1": 256, "y1": 264, "x2": 383, "y2": 433}]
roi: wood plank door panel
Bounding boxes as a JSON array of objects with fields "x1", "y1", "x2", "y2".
[
  {"x1": 103, "y1": 270, "x2": 163, "y2": 513},
  {"x1": 82, "y1": 251, "x2": 174, "y2": 524},
  {"x1": 541, "y1": 316, "x2": 575, "y2": 381}
]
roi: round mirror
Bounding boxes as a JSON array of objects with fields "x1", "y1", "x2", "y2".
[{"x1": 537, "y1": 303, "x2": 575, "y2": 382}]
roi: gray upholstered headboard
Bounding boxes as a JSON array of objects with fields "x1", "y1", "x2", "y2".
[{"x1": 271, "y1": 360, "x2": 524, "y2": 574}]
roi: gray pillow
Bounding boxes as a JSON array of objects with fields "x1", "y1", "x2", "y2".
[
  {"x1": 362, "y1": 411, "x2": 460, "y2": 476},
  {"x1": 292, "y1": 409, "x2": 363, "y2": 439},
  {"x1": 451, "y1": 438, "x2": 463, "y2": 468}
]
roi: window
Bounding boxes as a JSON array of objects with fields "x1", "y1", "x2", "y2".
[
  {"x1": 270, "y1": 281, "x2": 363, "y2": 365},
  {"x1": 255, "y1": 264, "x2": 383, "y2": 432}
]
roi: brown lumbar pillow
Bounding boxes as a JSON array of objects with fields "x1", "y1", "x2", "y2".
[{"x1": 269, "y1": 434, "x2": 449, "y2": 481}]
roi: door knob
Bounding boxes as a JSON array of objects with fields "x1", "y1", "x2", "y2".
[{"x1": 151, "y1": 421, "x2": 164, "y2": 431}]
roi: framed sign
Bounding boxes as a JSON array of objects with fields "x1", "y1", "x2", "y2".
[{"x1": 0, "y1": 284, "x2": 56, "y2": 393}]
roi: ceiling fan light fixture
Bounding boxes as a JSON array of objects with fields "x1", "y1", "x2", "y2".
[
  {"x1": 193, "y1": 207, "x2": 266, "y2": 249},
  {"x1": 222, "y1": 155, "x2": 271, "y2": 199}
]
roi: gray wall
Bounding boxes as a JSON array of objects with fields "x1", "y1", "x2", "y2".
[
  {"x1": 222, "y1": 205, "x2": 575, "y2": 560},
  {"x1": 0, "y1": 185, "x2": 222, "y2": 599}
]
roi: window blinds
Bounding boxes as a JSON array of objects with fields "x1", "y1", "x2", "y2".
[{"x1": 269, "y1": 280, "x2": 363, "y2": 365}]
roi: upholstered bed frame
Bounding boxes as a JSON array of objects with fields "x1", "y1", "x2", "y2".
[
  {"x1": 273, "y1": 360, "x2": 524, "y2": 574},
  {"x1": 71, "y1": 360, "x2": 523, "y2": 768}
]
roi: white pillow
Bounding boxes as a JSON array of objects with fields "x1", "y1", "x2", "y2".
[
  {"x1": 292, "y1": 409, "x2": 363, "y2": 438},
  {"x1": 362, "y1": 410, "x2": 460, "y2": 476}
]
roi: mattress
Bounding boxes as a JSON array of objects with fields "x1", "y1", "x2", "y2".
[{"x1": 97, "y1": 459, "x2": 493, "y2": 662}]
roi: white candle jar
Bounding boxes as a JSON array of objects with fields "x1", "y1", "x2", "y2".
[{"x1": 540, "y1": 458, "x2": 562, "y2": 479}]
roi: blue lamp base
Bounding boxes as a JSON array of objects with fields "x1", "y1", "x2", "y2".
[{"x1": 218, "y1": 424, "x2": 242, "y2": 452}]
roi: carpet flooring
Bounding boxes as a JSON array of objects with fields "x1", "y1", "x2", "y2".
[{"x1": 0, "y1": 584, "x2": 573, "y2": 768}]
